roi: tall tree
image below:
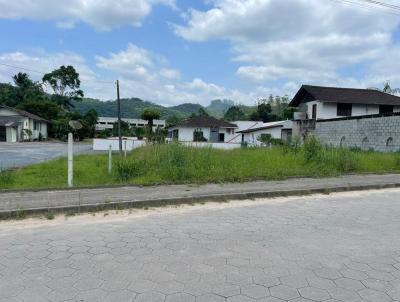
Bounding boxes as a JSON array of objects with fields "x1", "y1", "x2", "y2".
[
  {"x1": 224, "y1": 106, "x2": 245, "y2": 121},
  {"x1": 42, "y1": 65, "x2": 84, "y2": 110},
  {"x1": 141, "y1": 108, "x2": 161, "y2": 132},
  {"x1": 12, "y1": 72, "x2": 45, "y2": 104}
]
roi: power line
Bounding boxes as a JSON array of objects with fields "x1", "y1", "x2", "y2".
[
  {"x1": 329, "y1": 0, "x2": 400, "y2": 15},
  {"x1": 0, "y1": 62, "x2": 115, "y2": 85}
]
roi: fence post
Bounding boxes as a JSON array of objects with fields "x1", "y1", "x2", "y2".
[
  {"x1": 124, "y1": 140, "x2": 127, "y2": 159},
  {"x1": 68, "y1": 133, "x2": 73, "y2": 187},
  {"x1": 108, "y1": 145, "x2": 112, "y2": 174}
]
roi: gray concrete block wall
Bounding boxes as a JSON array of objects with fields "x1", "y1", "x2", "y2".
[{"x1": 314, "y1": 115, "x2": 400, "y2": 152}]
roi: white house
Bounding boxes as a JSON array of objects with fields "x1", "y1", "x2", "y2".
[
  {"x1": 167, "y1": 116, "x2": 238, "y2": 143},
  {"x1": 290, "y1": 85, "x2": 400, "y2": 120},
  {"x1": 237, "y1": 120, "x2": 293, "y2": 146},
  {"x1": 96, "y1": 117, "x2": 166, "y2": 131},
  {"x1": 0, "y1": 105, "x2": 49, "y2": 142}
]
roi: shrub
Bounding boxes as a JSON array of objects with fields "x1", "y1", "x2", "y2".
[
  {"x1": 115, "y1": 160, "x2": 144, "y2": 181},
  {"x1": 303, "y1": 135, "x2": 323, "y2": 162}
]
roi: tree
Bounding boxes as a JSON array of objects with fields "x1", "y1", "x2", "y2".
[
  {"x1": 82, "y1": 109, "x2": 98, "y2": 138},
  {"x1": 224, "y1": 106, "x2": 245, "y2": 121},
  {"x1": 17, "y1": 100, "x2": 60, "y2": 121},
  {"x1": 12, "y1": 72, "x2": 45, "y2": 104},
  {"x1": 42, "y1": 65, "x2": 84, "y2": 110},
  {"x1": 141, "y1": 108, "x2": 161, "y2": 130},
  {"x1": 197, "y1": 107, "x2": 209, "y2": 117},
  {"x1": 370, "y1": 81, "x2": 400, "y2": 95}
]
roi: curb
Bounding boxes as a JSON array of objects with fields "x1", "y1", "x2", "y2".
[{"x1": 1, "y1": 182, "x2": 399, "y2": 219}]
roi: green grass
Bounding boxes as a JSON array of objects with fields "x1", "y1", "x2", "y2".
[{"x1": 1, "y1": 142, "x2": 400, "y2": 191}]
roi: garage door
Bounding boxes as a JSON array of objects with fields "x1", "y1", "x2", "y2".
[{"x1": 0, "y1": 126, "x2": 6, "y2": 142}]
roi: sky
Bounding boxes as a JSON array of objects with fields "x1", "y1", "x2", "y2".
[{"x1": 0, "y1": 0, "x2": 399, "y2": 107}]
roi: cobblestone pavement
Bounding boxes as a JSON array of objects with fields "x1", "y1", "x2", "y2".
[{"x1": 1, "y1": 189, "x2": 400, "y2": 302}]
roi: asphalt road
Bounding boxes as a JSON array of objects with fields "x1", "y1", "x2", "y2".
[
  {"x1": 1, "y1": 189, "x2": 400, "y2": 301},
  {"x1": 0, "y1": 142, "x2": 94, "y2": 169}
]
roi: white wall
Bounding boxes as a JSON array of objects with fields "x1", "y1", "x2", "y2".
[
  {"x1": 93, "y1": 138, "x2": 145, "y2": 151},
  {"x1": 242, "y1": 127, "x2": 283, "y2": 146},
  {"x1": 228, "y1": 121, "x2": 264, "y2": 143},
  {"x1": 181, "y1": 142, "x2": 241, "y2": 149},
  {"x1": 169, "y1": 126, "x2": 236, "y2": 143},
  {"x1": 306, "y1": 102, "x2": 400, "y2": 120}
]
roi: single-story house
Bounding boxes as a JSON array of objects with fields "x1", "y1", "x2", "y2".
[
  {"x1": 0, "y1": 105, "x2": 49, "y2": 142},
  {"x1": 290, "y1": 85, "x2": 400, "y2": 120},
  {"x1": 237, "y1": 120, "x2": 293, "y2": 146},
  {"x1": 167, "y1": 116, "x2": 238, "y2": 143}
]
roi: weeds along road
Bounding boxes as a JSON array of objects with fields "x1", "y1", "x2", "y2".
[{"x1": 1, "y1": 189, "x2": 400, "y2": 302}]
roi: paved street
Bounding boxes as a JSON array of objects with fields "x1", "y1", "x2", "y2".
[
  {"x1": 0, "y1": 142, "x2": 94, "y2": 169},
  {"x1": 1, "y1": 189, "x2": 400, "y2": 302}
]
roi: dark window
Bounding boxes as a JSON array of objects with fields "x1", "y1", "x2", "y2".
[
  {"x1": 312, "y1": 104, "x2": 317, "y2": 119},
  {"x1": 219, "y1": 133, "x2": 225, "y2": 142},
  {"x1": 337, "y1": 103, "x2": 352, "y2": 117},
  {"x1": 379, "y1": 105, "x2": 393, "y2": 114}
]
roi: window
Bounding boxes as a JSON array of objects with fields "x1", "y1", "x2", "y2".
[
  {"x1": 33, "y1": 121, "x2": 38, "y2": 131},
  {"x1": 312, "y1": 104, "x2": 317, "y2": 119},
  {"x1": 379, "y1": 105, "x2": 393, "y2": 115},
  {"x1": 193, "y1": 129, "x2": 206, "y2": 142},
  {"x1": 337, "y1": 103, "x2": 352, "y2": 117},
  {"x1": 219, "y1": 133, "x2": 225, "y2": 142}
]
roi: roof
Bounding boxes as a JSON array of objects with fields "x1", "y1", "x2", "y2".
[
  {"x1": 236, "y1": 121, "x2": 287, "y2": 133},
  {"x1": 170, "y1": 116, "x2": 237, "y2": 128},
  {"x1": 289, "y1": 85, "x2": 400, "y2": 107},
  {"x1": 0, "y1": 105, "x2": 49, "y2": 122}
]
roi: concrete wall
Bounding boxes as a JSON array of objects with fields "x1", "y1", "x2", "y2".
[
  {"x1": 180, "y1": 142, "x2": 241, "y2": 149},
  {"x1": 313, "y1": 115, "x2": 400, "y2": 152},
  {"x1": 93, "y1": 138, "x2": 145, "y2": 151}
]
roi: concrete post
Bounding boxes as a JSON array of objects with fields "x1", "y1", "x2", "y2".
[
  {"x1": 124, "y1": 140, "x2": 127, "y2": 159},
  {"x1": 108, "y1": 145, "x2": 112, "y2": 174},
  {"x1": 68, "y1": 133, "x2": 73, "y2": 187}
]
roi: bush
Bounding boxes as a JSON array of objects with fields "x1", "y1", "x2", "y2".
[
  {"x1": 115, "y1": 160, "x2": 144, "y2": 181},
  {"x1": 303, "y1": 135, "x2": 323, "y2": 162}
]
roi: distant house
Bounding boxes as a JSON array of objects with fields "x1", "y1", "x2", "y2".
[
  {"x1": 0, "y1": 105, "x2": 49, "y2": 142},
  {"x1": 290, "y1": 85, "x2": 400, "y2": 120},
  {"x1": 167, "y1": 116, "x2": 237, "y2": 143},
  {"x1": 237, "y1": 120, "x2": 293, "y2": 146},
  {"x1": 96, "y1": 116, "x2": 166, "y2": 132}
]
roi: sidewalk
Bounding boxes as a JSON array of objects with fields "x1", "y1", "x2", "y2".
[{"x1": 1, "y1": 174, "x2": 400, "y2": 215}]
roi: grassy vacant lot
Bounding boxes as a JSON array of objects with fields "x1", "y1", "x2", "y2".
[{"x1": 1, "y1": 141, "x2": 400, "y2": 190}]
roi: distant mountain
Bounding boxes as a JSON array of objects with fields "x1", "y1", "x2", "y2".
[
  {"x1": 206, "y1": 99, "x2": 235, "y2": 117},
  {"x1": 72, "y1": 98, "x2": 208, "y2": 120},
  {"x1": 72, "y1": 97, "x2": 255, "y2": 121}
]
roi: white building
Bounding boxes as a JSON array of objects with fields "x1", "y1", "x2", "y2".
[
  {"x1": 290, "y1": 85, "x2": 400, "y2": 120},
  {"x1": 167, "y1": 116, "x2": 238, "y2": 143},
  {"x1": 0, "y1": 105, "x2": 49, "y2": 142},
  {"x1": 96, "y1": 116, "x2": 166, "y2": 131},
  {"x1": 237, "y1": 120, "x2": 293, "y2": 146}
]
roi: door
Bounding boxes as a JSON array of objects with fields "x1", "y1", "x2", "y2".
[
  {"x1": 210, "y1": 127, "x2": 219, "y2": 142},
  {"x1": 312, "y1": 104, "x2": 317, "y2": 119},
  {"x1": 0, "y1": 126, "x2": 6, "y2": 142}
]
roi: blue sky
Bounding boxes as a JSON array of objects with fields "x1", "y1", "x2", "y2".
[{"x1": 0, "y1": 0, "x2": 399, "y2": 106}]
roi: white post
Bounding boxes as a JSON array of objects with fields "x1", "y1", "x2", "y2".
[
  {"x1": 68, "y1": 133, "x2": 73, "y2": 187},
  {"x1": 124, "y1": 140, "x2": 127, "y2": 159},
  {"x1": 108, "y1": 145, "x2": 112, "y2": 174}
]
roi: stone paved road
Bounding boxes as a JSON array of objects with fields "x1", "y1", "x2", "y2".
[
  {"x1": 0, "y1": 142, "x2": 94, "y2": 169},
  {"x1": 1, "y1": 189, "x2": 400, "y2": 302}
]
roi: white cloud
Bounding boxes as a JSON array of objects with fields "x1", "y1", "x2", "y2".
[
  {"x1": 95, "y1": 44, "x2": 251, "y2": 105},
  {"x1": 175, "y1": 0, "x2": 400, "y2": 92},
  {"x1": 0, "y1": 0, "x2": 175, "y2": 30}
]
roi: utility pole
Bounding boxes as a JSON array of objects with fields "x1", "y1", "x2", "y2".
[{"x1": 117, "y1": 80, "x2": 122, "y2": 154}]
